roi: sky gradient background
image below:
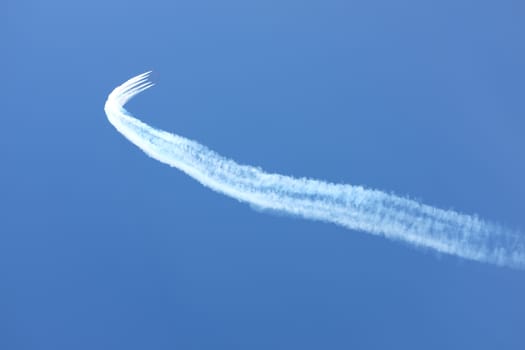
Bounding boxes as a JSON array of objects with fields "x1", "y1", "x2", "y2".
[{"x1": 3, "y1": 0, "x2": 525, "y2": 349}]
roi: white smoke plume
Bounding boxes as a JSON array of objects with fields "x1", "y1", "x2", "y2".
[{"x1": 105, "y1": 72, "x2": 525, "y2": 269}]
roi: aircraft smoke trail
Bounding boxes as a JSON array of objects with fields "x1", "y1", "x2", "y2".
[{"x1": 105, "y1": 72, "x2": 525, "y2": 269}]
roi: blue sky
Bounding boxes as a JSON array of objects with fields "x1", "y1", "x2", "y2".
[{"x1": 3, "y1": 0, "x2": 525, "y2": 349}]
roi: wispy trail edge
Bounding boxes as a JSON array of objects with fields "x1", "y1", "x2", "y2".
[{"x1": 104, "y1": 72, "x2": 525, "y2": 269}]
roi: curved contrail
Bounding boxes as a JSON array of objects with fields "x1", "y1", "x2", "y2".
[{"x1": 104, "y1": 72, "x2": 525, "y2": 269}]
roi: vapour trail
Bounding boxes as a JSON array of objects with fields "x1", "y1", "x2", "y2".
[{"x1": 104, "y1": 72, "x2": 525, "y2": 269}]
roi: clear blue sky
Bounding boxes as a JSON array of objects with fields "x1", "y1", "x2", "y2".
[{"x1": 3, "y1": 0, "x2": 525, "y2": 349}]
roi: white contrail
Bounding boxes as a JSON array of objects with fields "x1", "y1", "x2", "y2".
[{"x1": 104, "y1": 72, "x2": 525, "y2": 269}]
